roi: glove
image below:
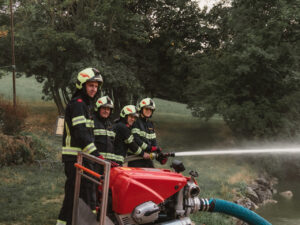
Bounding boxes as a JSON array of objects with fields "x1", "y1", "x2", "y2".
[
  {"x1": 110, "y1": 161, "x2": 120, "y2": 168},
  {"x1": 98, "y1": 155, "x2": 105, "y2": 160},
  {"x1": 98, "y1": 155, "x2": 119, "y2": 167},
  {"x1": 151, "y1": 146, "x2": 162, "y2": 153},
  {"x1": 157, "y1": 152, "x2": 168, "y2": 165}
]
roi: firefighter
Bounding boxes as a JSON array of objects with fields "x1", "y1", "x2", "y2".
[
  {"x1": 128, "y1": 98, "x2": 167, "y2": 168},
  {"x1": 56, "y1": 68, "x2": 102, "y2": 225},
  {"x1": 94, "y1": 96, "x2": 120, "y2": 163},
  {"x1": 113, "y1": 105, "x2": 150, "y2": 165}
]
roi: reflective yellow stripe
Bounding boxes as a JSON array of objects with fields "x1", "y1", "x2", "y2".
[
  {"x1": 65, "y1": 122, "x2": 71, "y2": 147},
  {"x1": 141, "y1": 142, "x2": 148, "y2": 150},
  {"x1": 86, "y1": 119, "x2": 94, "y2": 128},
  {"x1": 141, "y1": 131, "x2": 156, "y2": 139},
  {"x1": 115, "y1": 155, "x2": 124, "y2": 162},
  {"x1": 128, "y1": 147, "x2": 142, "y2": 156},
  {"x1": 132, "y1": 128, "x2": 139, "y2": 134},
  {"x1": 62, "y1": 147, "x2": 81, "y2": 155},
  {"x1": 83, "y1": 143, "x2": 97, "y2": 154},
  {"x1": 124, "y1": 135, "x2": 134, "y2": 144},
  {"x1": 135, "y1": 147, "x2": 142, "y2": 155},
  {"x1": 131, "y1": 128, "x2": 156, "y2": 139},
  {"x1": 56, "y1": 220, "x2": 67, "y2": 225},
  {"x1": 94, "y1": 129, "x2": 115, "y2": 137},
  {"x1": 72, "y1": 116, "x2": 86, "y2": 126},
  {"x1": 99, "y1": 152, "x2": 124, "y2": 162},
  {"x1": 94, "y1": 129, "x2": 106, "y2": 135},
  {"x1": 107, "y1": 131, "x2": 115, "y2": 137}
]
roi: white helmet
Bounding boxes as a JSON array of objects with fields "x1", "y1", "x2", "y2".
[{"x1": 120, "y1": 105, "x2": 139, "y2": 118}]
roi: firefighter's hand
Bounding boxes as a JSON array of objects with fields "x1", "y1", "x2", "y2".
[
  {"x1": 157, "y1": 153, "x2": 168, "y2": 165},
  {"x1": 98, "y1": 155, "x2": 105, "y2": 160},
  {"x1": 151, "y1": 146, "x2": 162, "y2": 153},
  {"x1": 110, "y1": 161, "x2": 120, "y2": 167},
  {"x1": 143, "y1": 152, "x2": 151, "y2": 159}
]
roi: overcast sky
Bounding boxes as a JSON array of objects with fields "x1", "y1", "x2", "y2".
[
  {"x1": 197, "y1": 0, "x2": 226, "y2": 10},
  {"x1": 197, "y1": 0, "x2": 218, "y2": 9}
]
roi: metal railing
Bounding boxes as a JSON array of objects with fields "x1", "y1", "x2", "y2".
[{"x1": 72, "y1": 152, "x2": 111, "y2": 225}]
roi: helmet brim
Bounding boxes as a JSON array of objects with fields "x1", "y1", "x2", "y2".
[
  {"x1": 143, "y1": 106, "x2": 155, "y2": 110},
  {"x1": 129, "y1": 113, "x2": 139, "y2": 118},
  {"x1": 87, "y1": 75, "x2": 103, "y2": 84}
]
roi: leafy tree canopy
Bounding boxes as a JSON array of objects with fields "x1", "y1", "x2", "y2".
[{"x1": 186, "y1": 0, "x2": 300, "y2": 139}]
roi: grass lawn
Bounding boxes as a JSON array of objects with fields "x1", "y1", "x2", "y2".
[
  {"x1": 0, "y1": 72, "x2": 44, "y2": 102},
  {"x1": 0, "y1": 75, "x2": 258, "y2": 225}
]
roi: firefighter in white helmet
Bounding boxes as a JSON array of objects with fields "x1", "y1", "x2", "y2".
[
  {"x1": 93, "y1": 96, "x2": 119, "y2": 163},
  {"x1": 57, "y1": 68, "x2": 103, "y2": 225},
  {"x1": 113, "y1": 105, "x2": 150, "y2": 165},
  {"x1": 128, "y1": 98, "x2": 167, "y2": 168}
]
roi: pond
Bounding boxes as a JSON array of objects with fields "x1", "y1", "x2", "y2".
[
  {"x1": 257, "y1": 179, "x2": 300, "y2": 225},
  {"x1": 155, "y1": 116, "x2": 300, "y2": 224}
]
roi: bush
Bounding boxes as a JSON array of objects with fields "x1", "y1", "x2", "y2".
[
  {"x1": 0, "y1": 97, "x2": 28, "y2": 135},
  {"x1": 0, "y1": 133, "x2": 49, "y2": 167}
]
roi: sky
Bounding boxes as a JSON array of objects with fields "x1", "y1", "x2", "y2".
[{"x1": 197, "y1": 0, "x2": 220, "y2": 9}]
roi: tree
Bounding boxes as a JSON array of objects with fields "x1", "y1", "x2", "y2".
[
  {"x1": 6, "y1": 0, "x2": 96, "y2": 114},
  {"x1": 1, "y1": 0, "x2": 149, "y2": 114},
  {"x1": 129, "y1": 0, "x2": 207, "y2": 102},
  {"x1": 186, "y1": 0, "x2": 300, "y2": 139},
  {"x1": 0, "y1": 0, "x2": 12, "y2": 78}
]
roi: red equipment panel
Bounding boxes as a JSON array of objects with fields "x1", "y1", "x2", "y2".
[{"x1": 109, "y1": 167, "x2": 188, "y2": 214}]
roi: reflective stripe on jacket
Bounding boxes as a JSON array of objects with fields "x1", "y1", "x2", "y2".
[
  {"x1": 62, "y1": 95, "x2": 97, "y2": 161},
  {"x1": 93, "y1": 114, "x2": 117, "y2": 162},
  {"x1": 131, "y1": 117, "x2": 157, "y2": 152},
  {"x1": 113, "y1": 119, "x2": 144, "y2": 164}
]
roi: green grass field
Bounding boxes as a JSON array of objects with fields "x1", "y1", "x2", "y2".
[
  {"x1": 0, "y1": 72, "x2": 44, "y2": 102},
  {"x1": 0, "y1": 74, "x2": 254, "y2": 225}
]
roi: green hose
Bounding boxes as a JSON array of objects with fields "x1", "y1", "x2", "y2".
[{"x1": 198, "y1": 198, "x2": 272, "y2": 225}]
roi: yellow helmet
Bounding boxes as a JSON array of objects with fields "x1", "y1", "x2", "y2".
[
  {"x1": 138, "y1": 98, "x2": 156, "y2": 111},
  {"x1": 76, "y1": 68, "x2": 103, "y2": 90},
  {"x1": 95, "y1": 96, "x2": 114, "y2": 111},
  {"x1": 120, "y1": 105, "x2": 139, "y2": 118}
]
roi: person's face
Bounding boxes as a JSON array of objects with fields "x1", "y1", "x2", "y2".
[
  {"x1": 127, "y1": 115, "x2": 136, "y2": 126},
  {"x1": 142, "y1": 107, "x2": 153, "y2": 118},
  {"x1": 99, "y1": 106, "x2": 111, "y2": 118},
  {"x1": 85, "y1": 81, "x2": 99, "y2": 98}
]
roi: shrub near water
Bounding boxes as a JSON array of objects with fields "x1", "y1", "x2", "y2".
[{"x1": 0, "y1": 97, "x2": 28, "y2": 135}]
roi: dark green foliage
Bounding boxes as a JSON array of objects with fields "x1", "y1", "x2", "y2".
[
  {"x1": 1, "y1": 0, "x2": 207, "y2": 113},
  {"x1": 186, "y1": 0, "x2": 300, "y2": 139},
  {"x1": 1, "y1": 0, "x2": 300, "y2": 139},
  {"x1": 1, "y1": 0, "x2": 151, "y2": 114},
  {"x1": 0, "y1": 1, "x2": 11, "y2": 72}
]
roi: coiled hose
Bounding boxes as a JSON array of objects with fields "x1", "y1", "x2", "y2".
[{"x1": 199, "y1": 198, "x2": 272, "y2": 225}]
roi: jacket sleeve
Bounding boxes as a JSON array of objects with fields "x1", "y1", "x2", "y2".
[
  {"x1": 150, "y1": 122, "x2": 158, "y2": 148},
  {"x1": 131, "y1": 122, "x2": 150, "y2": 151},
  {"x1": 70, "y1": 101, "x2": 97, "y2": 154},
  {"x1": 120, "y1": 125, "x2": 144, "y2": 157}
]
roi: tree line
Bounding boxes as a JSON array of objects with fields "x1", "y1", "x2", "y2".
[{"x1": 0, "y1": 0, "x2": 299, "y2": 139}]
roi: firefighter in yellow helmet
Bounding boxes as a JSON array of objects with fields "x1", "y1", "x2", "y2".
[
  {"x1": 128, "y1": 98, "x2": 167, "y2": 168},
  {"x1": 93, "y1": 96, "x2": 119, "y2": 162},
  {"x1": 113, "y1": 105, "x2": 150, "y2": 165},
  {"x1": 57, "y1": 68, "x2": 103, "y2": 225}
]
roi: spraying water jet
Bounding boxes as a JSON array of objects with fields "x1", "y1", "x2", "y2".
[{"x1": 174, "y1": 148, "x2": 300, "y2": 157}]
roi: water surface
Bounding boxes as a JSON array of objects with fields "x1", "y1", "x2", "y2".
[{"x1": 257, "y1": 179, "x2": 300, "y2": 225}]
